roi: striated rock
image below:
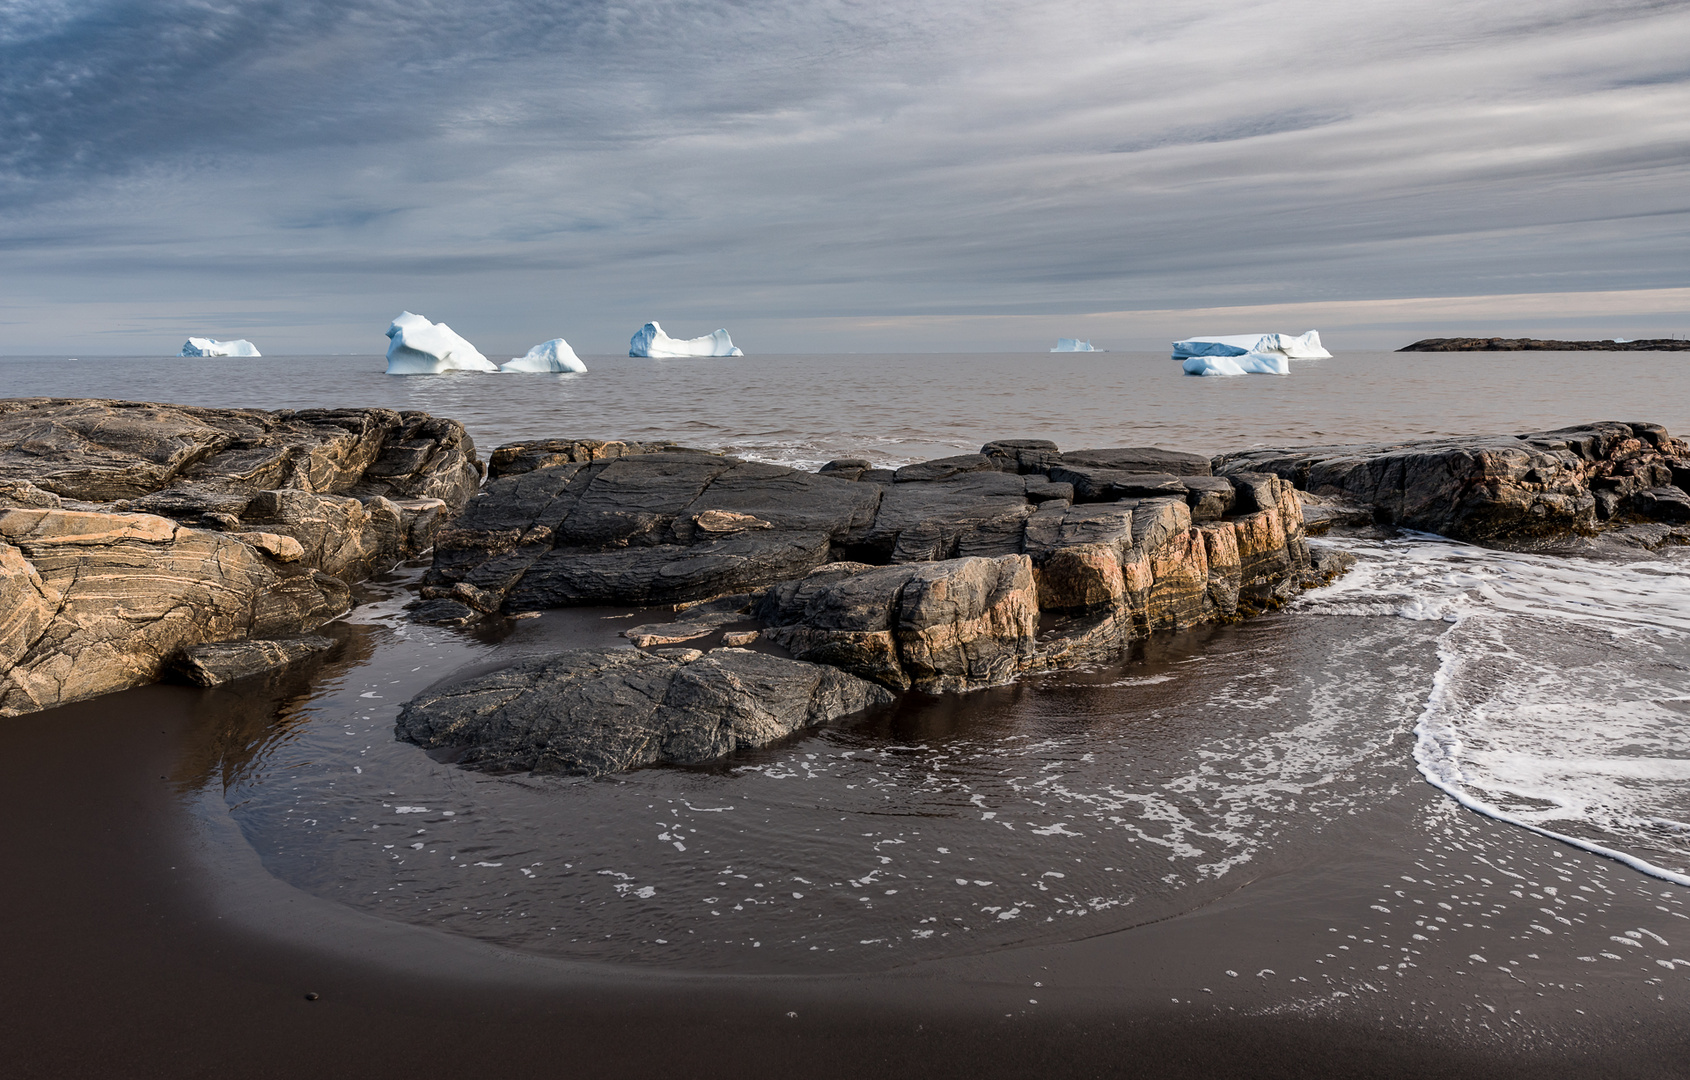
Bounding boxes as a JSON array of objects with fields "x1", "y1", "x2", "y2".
[
  {"x1": 1216, "y1": 422, "x2": 1689, "y2": 544},
  {"x1": 759, "y1": 556, "x2": 1038, "y2": 693},
  {"x1": 1060, "y1": 447, "x2": 1212, "y2": 476},
  {"x1": 0, "y1": 398, "x2": 479, "y2": 715},
  {"x1": 169, "y1": 635, "x2": 336, "y2": 687},
  {"x1": 0, "y1": 508, "x2": 349, "y2": 715},
  {"x1": 855, "y1": 471, "x2": 1032, "y2": 563},
  {"x1": 396, "y1": 647, "x2": 894, "y2": 776}
]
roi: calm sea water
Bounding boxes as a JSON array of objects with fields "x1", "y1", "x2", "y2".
[{"x1": 8, "y1": 349, "x2": 1690, "y2": 976}]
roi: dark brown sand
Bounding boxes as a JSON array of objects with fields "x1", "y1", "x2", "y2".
[{"x1": 4, "y1": 678, "x2": 1688, "y2": 1080}]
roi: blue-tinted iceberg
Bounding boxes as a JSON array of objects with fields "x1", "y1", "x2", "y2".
[
  {"x1": 385, "y1": 311, "x2": 498, "y2": 375},
  {"x1": 180, "y1": 337, "x2": 260, "y2": 357},
  {"x1": 1172, "y1": 330, "x2": 1330, "y2": 361},
  {"x1": 1051, "y1": 338, "x2": 1097, "y2": 352},
  {"x1": 1182, "y1": 350, "x2": 1291, "y2": 377},
  {"x1": 501, "y1": 338, "x2": 587, "y2": 373},
  {"x1": 629, "y1": 321, "x2": 742, "y2": 358}
]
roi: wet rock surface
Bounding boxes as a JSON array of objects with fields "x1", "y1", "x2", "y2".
[
  {"x1": 169, "y1": 635, "x2": 336, "y2": 687},
  {"x1": 408, "y1": 436, "x2": 1330, "y2": 771},
  {"x1": 0, "y1": 398, "x2": 479, "y2": 714},
  {"x1": 396, "y1": 647, "x2": 895, "y2": 776},
  {"x1": 1216, "y1": 422, "x2": 1690, "y2": 546}
]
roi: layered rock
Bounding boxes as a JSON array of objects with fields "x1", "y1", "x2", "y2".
[
  {"x1": 1215, "y1": 422, "x2": 1690, "y2": 545},
  {"x1": 400, "y1": 434, "x2": 1335, "y2": 775},
  {"x1": 1399, "y1": 338, "x2": 1690, "y2": 352},
  {"x1": 0, "y1": 398, "x2": 481, "y2": 714},
  {"x1": 397, "y1": 648, "x2": 892, "y2": 776}
]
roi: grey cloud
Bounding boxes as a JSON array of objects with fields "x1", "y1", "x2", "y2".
[{"x1": 3, "y1": 0, "x2": 1690, "y2": 353}]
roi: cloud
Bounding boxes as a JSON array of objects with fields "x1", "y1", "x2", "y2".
[{"x1": 2, "y1": 0, "x2": 1688, "y2": 352}]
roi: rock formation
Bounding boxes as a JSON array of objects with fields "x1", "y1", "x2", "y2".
[
  {"x1": 1215, "y1": 422, "x2": 1690, "y2": 545},
  {"x1": 0, "y1": 399, "x2": 481, "y2": 715},
  {"x1": 397, "y1": 647, "x2": 894, "y2": 776},
  {"x1": 401, "y1": 434, "x2": 1334, "y2": 773},
  {"x1": 1399, "y1": 338, "x2": 1690, "y2": 352}
]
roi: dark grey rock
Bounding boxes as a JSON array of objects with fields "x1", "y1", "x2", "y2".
[
  {"x1": 169, "y1": 635, "x2": 335, "y2": 686},
  {"x1": 1181, "y1": 476, "x2": 1236, "y2": 520},
  {"x1": 1633, "y1": 486, "x2": 1690, "y2": 523},
  {"x1": 980, "y1": 439, "x2": 1063, "y2": 474},
  {"x1": 1023, "y1": 478, "x2": 1073, "y2": 503},
  {"x1": 854, "y1": 471, "x2": 1034, "y2": 562},
  {"x1": 507, "y1": 531, "x2": 834, "y2": 609},
  {"x1": 1059, "y1": 447, "x2": 1212, "y2": 476},
  {"x1": 1046, "y1": 465, "x2": 1186, "y2": 502},
  {"x1": 395, "y1": 647, "x2": 895, "y2": 776},
  {"x1": 893, "y1": 454, "x2": 998, "y2": 483}
]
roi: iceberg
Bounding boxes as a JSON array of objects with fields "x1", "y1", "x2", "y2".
[
  {"x1": 1172, "y1": 330, "x2": 1330, "y2": 361},
  {"x1": 384, "y1": 311, "x2": 498, "y2": 375},
  {"x1": 179, "y1": 337, "x2": 261, "y2": 357},
  {"x1": 629, "y1": 321, "x2": 742, "y2": 358},
  {"x1": 1051, "y1": 338, "x2": 1097, "y2": 352},
  {"x1": 1181, "y1": 350, "x2": 1290, "y2": 377},
  {"x1": 501, "y1": 338, "x2": 587, "y2": 373}
]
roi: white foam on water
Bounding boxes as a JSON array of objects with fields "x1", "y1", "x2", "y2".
[{"x1": 1297, "y1": 537, "x2": 1690, "y2": 886}]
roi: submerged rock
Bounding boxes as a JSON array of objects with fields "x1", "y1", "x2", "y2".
[{"x1": 396, "y1": 648, "x2": 893, "y2": 776}]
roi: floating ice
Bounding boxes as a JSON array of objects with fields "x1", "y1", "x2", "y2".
[
  {"x1": 1182, "y1": 354, "x2": 1247, "y2": 377},
  {"x1": 629, "y1": 321, "x2": 742, "y2": 358},
  {"x1": 384, "y1": 311, "x2": 498, "y2": 375},
  {"x1": 1173, "y1": 330, "x2": 1330, "y2": 361},
  {"x1": 1051, "y1": 338, "x2": 1097, "y2": 352},
  {"x1": 501, "y1": 338, "x2": 587, "y2": 373},
  {"x1": 179, "y1": 337, "x2": 260, "y2": 357}
]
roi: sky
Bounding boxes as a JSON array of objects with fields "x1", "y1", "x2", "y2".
[{"x1": 2, "y1": 0, "x2": 1688, "y2": 355}]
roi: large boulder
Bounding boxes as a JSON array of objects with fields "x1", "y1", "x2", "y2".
[{"x1": 396, "y1": 647, "x2": 894, "y2": 775}]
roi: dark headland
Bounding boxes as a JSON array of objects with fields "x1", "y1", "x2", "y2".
[{"x1": 1400, "y1": 336, "x2": 1690, "y2": 351}]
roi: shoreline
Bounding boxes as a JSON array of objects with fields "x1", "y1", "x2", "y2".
[{"x1": 5, "y1": 627, "x2": 1688, "y2": 1078}]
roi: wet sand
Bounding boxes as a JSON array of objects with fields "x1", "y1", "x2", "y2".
[{"x1": 5, "y1": 677, "x2": 1687, "y2": 1078}]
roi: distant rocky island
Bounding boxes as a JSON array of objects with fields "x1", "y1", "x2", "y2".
[
  {"x1": 3, "y1": 399, "x2": 1687, "y2": 782},
  {"x1": 1400, "y1": 337, "x2": 1690, "y2": 352}
]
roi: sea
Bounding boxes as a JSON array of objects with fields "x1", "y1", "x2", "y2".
[{"x1": 5, "y1": 349, "x2": 1689, "y2": 981}]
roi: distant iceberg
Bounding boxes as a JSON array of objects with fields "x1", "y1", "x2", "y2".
[
  {"x1": 629, "y1": 321, "x2": 742, "y2": 358},
  {"x1": 384, "y1": 311, "x2": 498, "y2": 375},
  {"x1": 1051, "y1": 338, "x2": 1097, "y2": 352},
  {"x1": 1182, "y1": 350, "x2": 1291, "y2": 377},
  {"x1": 1172, "y1": 330, "x2": 1330, "y2": 361},
  {"x1": 180, "y1": 337, "x2": 260, "y2": 357},
  {"x1": 501, "y1": 338, "x2": 587, "y2": 373}
]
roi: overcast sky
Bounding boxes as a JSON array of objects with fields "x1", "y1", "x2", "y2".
[{"x1": 3, "y1": 0, "x2": 1688, "y2": 354}]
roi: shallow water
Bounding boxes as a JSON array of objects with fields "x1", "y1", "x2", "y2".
[{"x1": 7, "y1": 348, "x2": 1690, "y2": 973}]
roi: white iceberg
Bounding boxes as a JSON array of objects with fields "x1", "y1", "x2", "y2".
[
  {"x1": 1172, "y1": 330, "x2": 1330, "y2": 360},
  {"x1": 629, "y1": 321, "x2": 742, "y2": 358},
  {"x1": 384, "y1": 311, "x2": 498, "y2": 375},
  {"x1": 501, "y1": 338, "x2": 587, "y2": 373},
  {"x1": 1051, "y1": 338, "x2": 1097, "y2": 352},
  {"x1": 180, "y1": 337, "x2": 261, "y2": 357},
  {"x1": 1182, "y1": 350, "x2": 1290, "y2": 377}
]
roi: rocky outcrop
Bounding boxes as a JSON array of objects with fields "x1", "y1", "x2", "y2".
[
  {"x1": 396, "y1": 648, "x2": 895, "y2": 776},
  {"x1": 1215, "y1": 422, "x2": 1690, "y2": 545},
  {"x1": 0, "y1": 398, "x2": 481, "y2": 715},
  {"x1": 398, "y1": 434, "x2": 1334, "y2": 775},
  {"x1": 1400, "y1": 338, "x2": 1690, "y2": 352}
]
